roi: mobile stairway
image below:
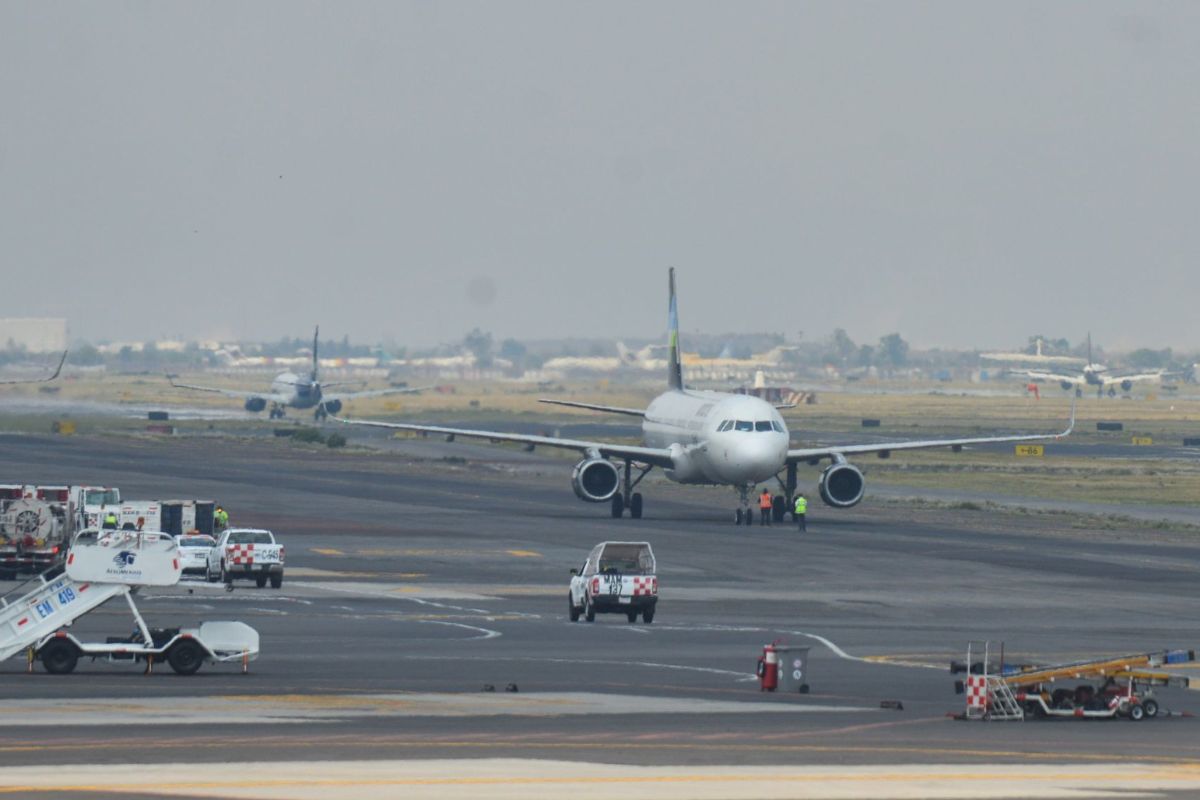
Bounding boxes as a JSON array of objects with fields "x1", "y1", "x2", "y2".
[{"x1": 0, "y1": 530, "x2": 258, "y2": 674}]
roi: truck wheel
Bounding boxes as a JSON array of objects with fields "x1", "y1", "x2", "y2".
[
  {"x1": 255, "y1": 575, "x2": 267, "y2": 588},
  {"x1": 1129, "y1": 703, "x2": 1146, "y2": 721},
  {"x1": 167, "y1": 640, "x2": 204, "y2": 675},
  {"x1": 40, "y1": 639, "x2": 79, "y2": 675},
  {"x1": 642, "y1": 606, "x2": 655, "y2": 624},
  {"x1": 270, "y1": 573, "x2": 283, "y2": 589},
  {"x1": 626, "y1": 610, "x2": 638, "y2": 623},
  {"x1": 1142, "y1": 699, "x2": 1159, "y2": 718},
  {"x1": 206, "y1": 563, "x2": 220, "y2": 583},
  {"x1": 220, "y1": 562, "x2": 229, "y2": 583},
  {"x1": 584, "y1": 596, "x2": 595, "y2": 622},
  {"x1": 568, "y1": 593, "x2": 580, "y2": 622}
]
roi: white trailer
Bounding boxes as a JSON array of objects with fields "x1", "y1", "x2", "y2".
[{"x1": 0, "y1": 530, "x2": 259, "y2": 675}]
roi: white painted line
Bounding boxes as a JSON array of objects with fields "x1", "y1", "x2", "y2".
[{"x1": 418, "y1": 620, "x2": 501, "y2": 640}]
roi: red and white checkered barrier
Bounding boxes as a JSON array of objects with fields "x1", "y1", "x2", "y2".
[
  {"x1": 965, "y1": 675, "x2": 989, "y2": 710},
  {"x1": 632, "y1": 576, "x2": 657, "y2": 596},
  {"x1": 226, "y1": 544, "x2": 256, "y2": 565}
]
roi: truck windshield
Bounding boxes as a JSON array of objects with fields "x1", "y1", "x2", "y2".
[
  {"x1": 84, "y1": 489, "x2": 120, "y2": 506},
  {"x1": 598, "y1": 544, "x2": 654, "y2": 575},
  {"x1": 228, "y1": 531, "x2": 273, "y2": 545}
]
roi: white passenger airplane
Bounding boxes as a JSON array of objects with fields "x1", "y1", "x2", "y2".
[
  {"x1": 170, "y1": 327, "x2": 426, "y2": 420},
  {"x1": 337, "y1": 270, "x2": 1074, "y2": 523},
  {"x1": 1008, "y1": 334, "x2": 1170, "y2": 398},
  {"x1": 0, "y1": 351, "x2": 67, "y2": 386}
]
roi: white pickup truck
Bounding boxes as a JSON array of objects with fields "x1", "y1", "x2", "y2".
[
  {"x1": 569, "y1": 541, "x2": 657, "y2": 624},
  {"x1": 206, "y1": 528, "x2": 285, "y2": 588}
]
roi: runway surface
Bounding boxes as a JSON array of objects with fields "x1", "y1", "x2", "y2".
[{"x1": 0, "y1": 433, "x2": 1198, "y2": 798}]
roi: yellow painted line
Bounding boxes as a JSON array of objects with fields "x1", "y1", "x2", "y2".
[
  {"x1": 506, "y1": 549, "x2": 542, "y2": 558},
  {"x1": 5, "y1": 766, "x2": 1200, "y2": 793},
  {"x1": 311, "y1": 548, "x2": 344, "y2": 556}
]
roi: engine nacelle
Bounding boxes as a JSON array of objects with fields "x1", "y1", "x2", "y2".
[
  {"x1": 818, "y1": 462, "x2": 866, "y2": 508},
  {"x1": 1120, "y1": 379, "x2": 1133, "y2": 392},
  {"x1": 244, "y1": 397, "x2": 267, "y2": 413},
  {"x1": 322, "y1": 399, "x2": 343, "y2": 415},
  {"x1": 571, "y1": 458, "x2": 620, "y2": 502},
  {"x1": 1060, "y1": 381, "x2": 1074, "y2": 392}
]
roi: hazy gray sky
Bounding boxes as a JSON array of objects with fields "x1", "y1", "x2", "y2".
[{"x1": 2, "y1": 2, "x2": 1197, "y2": 350}]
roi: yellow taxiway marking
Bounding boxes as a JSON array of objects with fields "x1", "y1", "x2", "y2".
[
  {"x1": 505, "y1": 549, "x2": 542, "y2": 558},
  {"x1": 5, "y1": 763, "x2": 1200, "y2": 795},
  {"x1": 311, "y1": 548, "x2": 344, "y2": 556}
]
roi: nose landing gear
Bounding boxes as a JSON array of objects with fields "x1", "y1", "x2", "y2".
[
  {"x1": 734, "y1": 485, "x2": 752, "y2": 525},
  {"x1": 268, "y1": 404, "x2": 286, "y2": 420}
]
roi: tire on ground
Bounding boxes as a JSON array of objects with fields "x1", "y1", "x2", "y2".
[
  {"x1": 167, "y1": 639, "x2": 205, "y2": 675},
  {"x1": 40, "y1": 639, "x2": 79, "y2": 675}
]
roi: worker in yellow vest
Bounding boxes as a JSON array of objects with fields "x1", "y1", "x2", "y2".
[{"x1": 793, "y1": 494, "x2": 807, "y2": 533}]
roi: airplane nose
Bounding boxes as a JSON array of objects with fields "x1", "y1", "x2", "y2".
[{"x1": 716, "y1": 435, "x2": 786, "y2": 483}]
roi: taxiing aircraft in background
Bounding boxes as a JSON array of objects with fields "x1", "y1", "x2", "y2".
[
  {"x1": 1007, "y1": 334, "x2": 1171, "y2": 398},
  {"x1": 169, "y1": 328, "x2": 426, "y2": 420},
  {"x1": 337, "y1": 270, "x2": 1074, "y2": 523}
]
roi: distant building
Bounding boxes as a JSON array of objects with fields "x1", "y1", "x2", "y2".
[{"x1": 0, "y1": 318, "x2": 67, "y2": 353}]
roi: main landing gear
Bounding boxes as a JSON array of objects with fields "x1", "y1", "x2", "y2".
[
  {"x1": 611, "y1": 459, "x2": 652, "y2": 519},
  {"x1": 314, "y1": 405, "x2": 328, "y2": 421}
]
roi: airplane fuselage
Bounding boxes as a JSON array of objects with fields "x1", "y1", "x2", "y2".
[
  {"x1": 641, "y1": 390, "x2": 788, "y2": 486},
  {"x1": 270, "y1": 372, "x2": 322, "y2": 409}
]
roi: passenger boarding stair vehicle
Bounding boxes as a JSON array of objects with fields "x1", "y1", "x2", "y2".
[
  {"x1": 0, "y1": 530, "x2": 259, "y2": 675},
  {"x1": 953, "y1": 640, "x2": 1195, "y2": 721}
]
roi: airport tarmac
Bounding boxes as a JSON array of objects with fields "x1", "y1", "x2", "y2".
[{"x1": 0, "y1": 433, "x2": 1198, "y2": 798}]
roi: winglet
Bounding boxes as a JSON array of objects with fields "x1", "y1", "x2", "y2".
[
  {"x1": 667, "y1": 268, "x2": 683, "y2": 390},
  {"x1": 1058, "y1": 396, "x2": 1077, "y2": 438},
  {"x1": 47, "y1": 350, "x2": 67, "y2": 381}
]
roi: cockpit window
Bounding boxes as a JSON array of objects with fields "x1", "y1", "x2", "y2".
[
  {"x1": 717, "y1": 420, "x2": 732, "y2": 432},
  {"x1": 772, "y1": 420, "x2": 785, "y2": 433},
  {"x1": 755, "y1": 421, "x2": 773, "y2": 432},
  {"x1": 734, "y1": 420, "x2": 754, "y2": 432}
]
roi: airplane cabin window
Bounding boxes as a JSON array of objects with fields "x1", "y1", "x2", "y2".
[
  {"x1": 734, "y1": 420, "x2": 754, "y2": 432},
  {"x1": 755, "y1": 421, "x2": 773, "y2": 432}
]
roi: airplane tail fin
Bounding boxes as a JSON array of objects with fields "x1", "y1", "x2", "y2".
[
  {"x1": 311, "y1": 325, "x2": 320, "y2": 381},
  {"x1": 667, "y1": 268, "x2": 683, "y2": 390}
]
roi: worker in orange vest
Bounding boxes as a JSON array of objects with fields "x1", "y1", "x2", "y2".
[{"x1": 758, "y1": 489, "x2": 773, "y2": 526}]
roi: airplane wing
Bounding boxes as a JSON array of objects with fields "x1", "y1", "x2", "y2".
[
  {"x1": 0, "y1": 351, "x2": 67, "y2": 385},
  {"x1": 786, "y1": 400, "x2": 1075, "y2": 463},
  {"x1": 333, "y1": 416, "x2": 676, "y2": 467},
  {"x1": 1010, "y1": 369, "x2": 1083, "y2": 387},
  {"x1": 537, "y1": 399, "x2": 647, "y2": 417},
  {"x1": 1102, "y1": 372, "x2": 1164, "y2": 387},
  {"x1": 323, "y1": 385, "x2": 436, "y2": 402},
  {"x1": 166, "y1": 375, "x2": 289, "y2": 403}
]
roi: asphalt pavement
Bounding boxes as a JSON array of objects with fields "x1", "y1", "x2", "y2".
[{"x1": 0, "y1": 433, "x2": 1198, "y2": 798}]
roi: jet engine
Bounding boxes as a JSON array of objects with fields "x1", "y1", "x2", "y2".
[
  {"x1": 1059, "y1": 381, "x2": 1074, "y2": 391},
  {"x1": 322, "y1": 399, "x2": 343, "y2": 415},
  {"x1": 571, "y1": 458, "x2": 620, "y2": 502},
  {"x1": 1120, "y1": 379, "x2": 1133, "y2": 392},
  {"x1": 244, "y1": 397, "x2": 267, "y2": 413},
  {"x1": 818, "y1": 462, "x2": 865, "y2": 508}
]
